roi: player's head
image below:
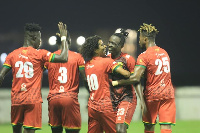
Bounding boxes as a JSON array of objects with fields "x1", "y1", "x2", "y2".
[
  {"x1": 24, "y1": 23, "x2": 42, "y2": 49},
  {"x1": 108, "y1": 29, "x2": 129, "y2": 54},
  {"x1": 138, "y1": 23, "x2": 159, "y2": 49},
  {"x1": 80, "y1": 35, "x2": 106, "y2": 62},
  {"x1": 56, "y1": 31, "x2": 71, "y2": 47}
]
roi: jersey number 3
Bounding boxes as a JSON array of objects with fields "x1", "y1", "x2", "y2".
[
  {"x1": 15, "y1": 61, "x2": 34, "y2": 78},
  {"x1": 155, "y1": 57, "x2": 170, "y2": 75}
]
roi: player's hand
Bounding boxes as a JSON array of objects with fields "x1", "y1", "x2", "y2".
[
  {"x1": 112, "y1": 81, "x2": 118, "y2": 86},
  {"x1": 58, "y1": 22, "x2": 67, "y2": 38}
]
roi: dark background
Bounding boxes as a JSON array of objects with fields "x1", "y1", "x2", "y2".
[{"x1": 0, "y1": 0, "x2": 199, "y2": 87}]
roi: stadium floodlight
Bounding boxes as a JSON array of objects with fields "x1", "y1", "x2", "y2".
[
  {"x1": 1, "y1": 53, "x2": 7, "y2": 63},
  {"x1": 48, "y1": 36, "x2": 57, "y2": 45},
  {"x1": 76, "y1": 36, "x2": 85, "y2": 46}
]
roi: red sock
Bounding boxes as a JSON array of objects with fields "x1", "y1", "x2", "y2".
[
  {"x1": 161, "y1": 129, "x2": 172, "y2": 133},
  {"x1": 144, "y1": 130, "x2": 154, "y2": 133}
]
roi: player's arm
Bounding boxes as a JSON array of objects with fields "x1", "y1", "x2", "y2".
[
  {"x1": 51, "y1": 22, "x2": 69, "y2": 63},
  {"x1": 114, "y1": 66, "x2": 131, "y2": 78},
  {"x1": 112, "y1": 65, "x2": 146, "y2": 86},
  {"x1": 134, "y1": 82, "x2": 147, "y2": 115},
  {"x1": 0, "y1": 67, "x2": 11, "y2": 86}
]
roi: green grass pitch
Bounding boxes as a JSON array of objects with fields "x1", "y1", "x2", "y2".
[{"x1": 0, "y1": 120, "x2": 199, "y2": 133}]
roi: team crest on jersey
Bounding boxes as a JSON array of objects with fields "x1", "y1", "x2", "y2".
[
  {"x1": 125, "y1": 55, "x2": 130, "y2": 59},
  {"x1": 155, "y1": 48, "x2": 160, "y2": 51},
  {"x1": 139, "y1": 59, "x2": 143, "y2": 63},
  {"x1": 22, "y1": 50, "x2": 27, "y2": 54},
  {"x1": 47, "y1": 52, "x2": 51, "y2": 56}
]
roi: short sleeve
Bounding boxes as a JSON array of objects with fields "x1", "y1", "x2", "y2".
[
  {"x1": 77, "y1": 53, "x2": 85, "y2": 70},
  {"x1": 106, "y1": 58, "x2": 119, "y2": 73},
  {"x1": 136, "y1": 52, "x2": 147, "y2": 68},
  {"x1": 39, "y1": 49, "x2": 54, "y2": 63},
  {"x1": 126, "y1": 55, "x2": 136, "y2": 74},
  {"x1": 44, "y1": 62, "x2": 49, "y2": 69},
  {"x1": 3, "y1": 53, "x2": 12, "y2": 69}
]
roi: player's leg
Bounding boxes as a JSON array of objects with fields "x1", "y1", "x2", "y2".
[
  {"x1": 23, "y1": 103, "x2": 42, "y2": 133},
  {"x1": 116, "y1": 100, "x2": 136, "y2": 133},
  {"x1": 12, "y1": 124, "x2": 23, "y2": 133},
  {"x1": 51, "y1": 126, "x2": 63, "y2": 133},
  {"x1": 23, "y1": 129, "x2": 35, "y2": 133},
  {"x1": 88, "y1": 106, "x2": 103, "y2": 133},
  {"x1": 159, "y1": 98, "x2": 176, "y2": 133},
  {"x1": 101, "y1": 108, "x2": 116, "y2": 133},
  {"x1": 143, "y1": 100, "x2": 160, "y2": 133},
  {"x1": 48, "y1": 98, "x2": 63, "y2": 133},
  {"x1": 61, "y1": 96, "x2": 81, "y2": 133},
  {"x1": 11, "y1": 105, "x2": 24, "y2": 133}
]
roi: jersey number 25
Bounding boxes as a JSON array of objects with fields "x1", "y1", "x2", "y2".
[{"x1": 155, "y1": 57, "x2": 170, "y2": 75}]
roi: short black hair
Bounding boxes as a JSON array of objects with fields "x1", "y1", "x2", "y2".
[
  {"x1": 24, "y1": 23, "x2": 41, "y2": 32},
  {"x1": 56, "y1": 31, "x2": 71, "y2": 46},
  {"x1": 80, "y1": 35, "x2": 101, "y2": 62},
  {"x1": 113, "y1": 28, "x2": 129, "y2": 47}
]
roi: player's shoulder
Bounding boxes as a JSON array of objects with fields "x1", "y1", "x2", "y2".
[
  {"x1": 121, "y1": 53, "x2": 134, "y2": 60},
  {"x1": 7, "y1": 47, "x2": 24, "y2": 56},
  {"x1": 69, "y1": 50, "x2": 84, "y2": 58}
]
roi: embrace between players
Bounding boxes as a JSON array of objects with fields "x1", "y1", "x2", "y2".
[{"x1": 0, "y1": 22, "x2": 175, "y2": 133}]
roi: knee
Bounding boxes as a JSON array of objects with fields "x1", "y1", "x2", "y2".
[
  {"x1": 144, "y1": 124, "x2": 155, "y2": 131},
  {"x1": 116, "y1": 124, "x2": 127, "y2": 133}
]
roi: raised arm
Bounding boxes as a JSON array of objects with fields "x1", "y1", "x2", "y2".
[
  {"x1": 52, "y1": 22, "x2": 69, "y2": 63},
  {"x1": 0, "y1": 67, "x2": 11, "y2": 86},
  {"x1": 112, "y1": 65, "x2": 146, "y2": 86}
]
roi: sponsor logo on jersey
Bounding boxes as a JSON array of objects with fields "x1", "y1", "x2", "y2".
[
  {"x1": 86, "y1": 64, "x2": 94, "y2": 69},
  {"x1": 18, "y1": 53, "x2": 28, "y2": 59}
]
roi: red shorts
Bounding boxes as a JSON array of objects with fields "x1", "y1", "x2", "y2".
[
  {"x1": 142, "y1": 98, "x2": 176, "y2": 125},
  {"x1": 88, "y1": 106, "x2": 116, "y2": 133},
  {"x1": 11, "y1": 103, "x2": 42, "y2": 130},
  {"x1": 116, "y1": 100, "x2": 136, "y2": 127},
  {"x1": 48, "y1": 97, "x2": 81, "y2": 130}
]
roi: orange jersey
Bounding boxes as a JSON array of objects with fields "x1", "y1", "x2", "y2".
[
  {"x1": 3, "y1": 47, "x2": 54, "y2": 105},
  {"x1": 108, "y1": 53, "x2": 136, "y2": 105},
  {"x1": 44, "y1": 50, "x2": 85, "y2": 101},
  {"x1": 85, "y1": 57, "x2": 119, "y2": 111},
  {"x1": 136, "y1": 46, "x2": 175, "y2": 101}
]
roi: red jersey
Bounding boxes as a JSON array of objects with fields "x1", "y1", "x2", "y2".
[
  {"x1": 136, "y1": 46, "x2": 175, "y2": 101},
  {"x1": 44, "y1": 50, "x2": 85, "y2": 101},
  {"x1": 85, "y1": 57, "x2": 119, "y2": 111},
  {"x1": 3, "y1": 47, "x2": 54, "y2": 105},
  {"x1": 108, "y1": 53, "x2": 136, "y2": 106}
]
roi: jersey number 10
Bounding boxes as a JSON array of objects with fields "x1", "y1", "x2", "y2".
[{"x1": 87, "y1": 74, "x2": 99, "y2": 91}]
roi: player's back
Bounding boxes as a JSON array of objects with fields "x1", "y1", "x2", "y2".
[
  {"x1": 45, "y1": 50, "x2": 85, "y2": 101},
  {"x1": 4, "y1": 46, "x2": 52, "y2": 104},
  {"x1": 137, "y1": 46, "x2": 174, "y2": 100}
]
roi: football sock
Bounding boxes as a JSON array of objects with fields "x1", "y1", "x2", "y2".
[{"x1": 161, "y1": 129, "x2": 172, "y2": 133}]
